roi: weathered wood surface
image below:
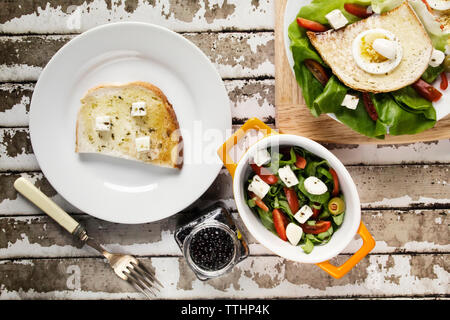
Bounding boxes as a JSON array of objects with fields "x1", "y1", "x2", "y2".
[
  {"x1": 0, "y1": 0, "x2": 275, "y2": 34},
  {"x1": 0, "y1": 80, "x2": 275, "y2": 127},
  {"x1": 0, "y1": 209, "x2": 448, "y2": 259},
  {"x1": 0, "y1": 254, "x2": 448, "y2": 299},
  {"x1": 2, "y1": 128, "x2": 450, "y2": 172},
  {"x1": 0, "y1": 0, "x2": 449, "y2": 300},
  {"x1": 1, "y1": 165, "x2": 449, "y2": 216},
  {"x1": 0, "y1": 33, "x2": 274, "y2": 81}
]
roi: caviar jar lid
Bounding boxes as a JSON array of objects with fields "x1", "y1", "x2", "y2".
[{"x1": 183, "y1": 221, "x2": 239, "y2": 278}]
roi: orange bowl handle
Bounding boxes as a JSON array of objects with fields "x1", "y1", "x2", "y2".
[
  {"x1": 316, "y1": 222, "x2": 375, "y2": 279},
  {"x1": 217, "y1": 118, "x2": 277, "y2": 179}
]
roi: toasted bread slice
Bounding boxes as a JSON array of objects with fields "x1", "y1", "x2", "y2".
[
  {"x1": 307, "y1": 2, "x2": 433, "y2": 93},
  {"x1": 76, "y1": 81, "x2": 183, "y2": 169}
]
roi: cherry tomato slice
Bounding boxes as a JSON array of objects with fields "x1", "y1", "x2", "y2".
[
  {"x1": 304, "y1": 59, "x2": 329, "y2": 86},
  {"x1": 362, "y1": 92, "x2": 378, "y2": 121},
  {"x1": 344, "y1": 3, "x2": 373, "y2": 18},
  {"x1": 284, "y1": 187, "x2": 300, "y2": 214},
  {"x1": 249, "y1": 192, "x2": 269, "y2": 212},
  {"x1": 312, "y1": 206, "x2": 321, "y2": 219},
  {"x1": 329, "y1": 168, "x2": 340, "y2": 197},
  {"x1": 250, "y1": 164, "x2": 278, "y2": 185},
  {"x1": 440, "y1": 72, "x2": 448, "y2": 91},
  {"x1": 295, "y1": 154, "x2": 307, "y2": 169},
  {"x1": 296, "y1": 17, "x2": 328, "y2": 32},
  {"x1": 301, "y1": 220, "x2": 332, "y2": 234},
  {"x1": 272, "y1": 209, "x2": 289, "y2": 241},
  {"x1": 421, "y1": 0, "x2": 433, "y2": 12},
  {"x1": 412, "y1": 79, "x2": 443, "y2": 102}
]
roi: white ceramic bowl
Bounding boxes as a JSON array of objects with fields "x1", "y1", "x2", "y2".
[
  {"x1": 234, "y1": 134, "x2": 360, "y2": 263},
  {"x1": 218, "y1": 118, "x2": 374, "y2": 278}
]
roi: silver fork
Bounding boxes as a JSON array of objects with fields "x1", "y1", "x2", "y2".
[{"x1": 13, "y1": 177, "x2": 162, "y2": 299}]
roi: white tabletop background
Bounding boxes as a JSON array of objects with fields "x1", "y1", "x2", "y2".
[{"x1": 0, "y1": 0, "x2": 448, "y2": 299}]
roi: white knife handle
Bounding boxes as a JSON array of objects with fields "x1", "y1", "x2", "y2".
[{"x1": 14, "y1": 177, "x2": 79, "y2": 234}]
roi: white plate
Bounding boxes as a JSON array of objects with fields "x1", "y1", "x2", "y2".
[
  {"x1": 283, "y1": 0, "x2": 449, "y2": 121},
  {"x1": 30, "y1": 22, "x2": 231, "y2": 224}
]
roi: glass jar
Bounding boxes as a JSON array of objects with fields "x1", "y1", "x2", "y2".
[{"x1": 174, "y1": 202, "x2": 249, "y2": 280}]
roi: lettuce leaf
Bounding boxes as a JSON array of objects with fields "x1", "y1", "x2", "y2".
[
  {"x1": 313, "y1": 76, "x2": 348, "y2": 114},
  {"x1": 334, "y1": 98, "x2": 387, "y2": 139},
  {"x1": 296, "y1": 0, "x2": 371, "y2": 25},
  {"x1": 422, "y1": 65, "x2": 445, "y2": 83},
  {"x1": 293, "y1": 62, "x2": 324, "y2": 117},
  {"x1": 372, "y1": 92, "x2": 436, "y2": 135}
]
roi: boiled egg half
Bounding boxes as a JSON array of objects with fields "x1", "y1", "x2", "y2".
[{"x1": 352, "y1": 28, "x2": 403, "y2": 75}]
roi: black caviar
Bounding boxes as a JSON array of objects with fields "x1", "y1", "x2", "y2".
[{"x1": 189, "y1": 227, "x2": 235, "y2": 271}]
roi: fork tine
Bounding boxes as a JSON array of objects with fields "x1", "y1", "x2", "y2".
[
  {"x1": 125, "y1": 274, "x2": 153, "y2": 299},
  {"x1": 126, "y1": 269, "x2": 156, "y2": 298},
  {"x1": 127, "y1": 266, "x2": 158, "y2": 296},
  {"x1": 132, "y1": 261, "x2": 163, "y2": 289}
]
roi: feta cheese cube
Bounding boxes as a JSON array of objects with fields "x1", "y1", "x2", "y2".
[
  {"x1": 253, "y1": 148, "x2": 271, "y2": 167},
  {"x1": 278, "y1": 165, "x2": 299, "y2": 187},
  {"x1": 95, "y1": 116, "x2": 111, "y2": 132},
  {"x1": 341, "y1": 94, "x2": 359, "y2": 110},
  {"x1": 325, "y1": 9, "x2": 348, "y2": 30},
  {"x1": 131, "y1": 101, "x2": 147, "y2": 117},
  {"x1": 135, "y1": 136, "x2": 150, "y2": 152},
  {"x1": 429, "y1": 48, "x2": 445, "y2": 67},
  {"x1": 445, "y1": 44, "x2": 450, "y2": 56},
  {"x1": 294, "y1": 205, "x2": 314, "y2": 224},
  {"x1": 286, "y1": 223, "x2": 303, "y2": 246},
  {"x1": 248, "y1": 175, "x2": 270, "y2": 199}
]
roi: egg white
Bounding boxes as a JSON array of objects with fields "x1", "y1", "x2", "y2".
[
  {"x1": 427, "y1": 0, "x2": 450, "y2": 11},
  {"x1": 352, "y1": 28, "x2": 403, "y2": 75}
]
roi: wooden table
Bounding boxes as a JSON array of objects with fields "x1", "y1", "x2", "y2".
[{"x1": 0, "y1": 0, "x2": 448, "y2": 300}]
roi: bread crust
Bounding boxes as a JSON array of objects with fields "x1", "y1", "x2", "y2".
[
  {"x1": 75, "y1": 81, "x2": 183, "y2": 169},
  {"x1": 306, "y1": 2, "x2": 433, "y2": 93}
]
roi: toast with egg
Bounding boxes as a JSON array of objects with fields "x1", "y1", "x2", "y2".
[
  {"x1": 307, "y1": 2, "x2": 433, "y2": 93},
  {"x1": 75, "y1": 81, "x2": 183, "y2": 169}
]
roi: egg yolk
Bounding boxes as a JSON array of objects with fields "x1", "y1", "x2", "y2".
[{"x1": 360, "y1": 33, "x2": 389, "y2": 63}]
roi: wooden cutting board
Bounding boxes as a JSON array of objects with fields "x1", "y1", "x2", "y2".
[{"x1": 275, "y1": 0, "x2": 450, "y2": 144}]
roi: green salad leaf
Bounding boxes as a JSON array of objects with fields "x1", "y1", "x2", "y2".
[
  {"x1": 295, "y1": 0, "x2": 371, "y2": 25},
  {"x1": 371, "y1": 91, "x2": 436, "y2": 136},
  {"x1": 293, "y1": 61, "x2": 324, "y2": 117},
  {"x1": 312, "y1": 76, "x2": 348, "y2": 114},
  {"x1": 256, "y1": 207, "x2": 276, "y2": 234},
  {"x1": 422, "y1": 65, "x2": 445, "y2": 84}
]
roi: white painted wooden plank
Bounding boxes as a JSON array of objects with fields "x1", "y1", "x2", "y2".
[
  {"x1": 0, "y1": 0, "x2": 275, "y2": 34},
  {"x1": 0, "y1": 254, "x2": 448, "y2": 299},
  {"x1": 2, "y1": 128, "x2": 450, "y2": 175},
  {"x1": 0, "y1": 209, "x2": 447, "y2": 259},
  {"x1": 0, "y1": 80, "x2": 275, "y2": 127},
  {"x1": 0, "y1": 83, "x2": 33, "y2": 127},
  {"x1": 1, "y1": 164, "x2": 449, "y2": 215},
  {"x1": 0, "y1": 129, "x2": 38, "y2": 171},
  {"x1": 326, "y1": 140, "x2": 450, "y2": 165},
  {"x1": 0, "y1": 172, "x2": 82, "y2": 215},
  {"x1": 0, "y1": 33, "x2": 274, "y2": 82}
]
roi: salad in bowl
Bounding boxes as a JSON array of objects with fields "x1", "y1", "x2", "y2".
[{"x1": 245, "y1": 146, "x2": 346, "y2": 254}]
